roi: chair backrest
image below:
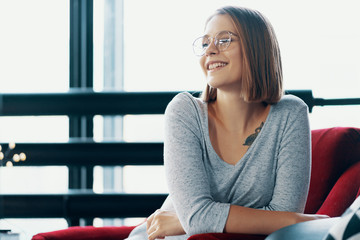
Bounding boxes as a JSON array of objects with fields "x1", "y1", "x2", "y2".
[{"x1": 305, "y1": 127, "x2": 360, "y2": 216}]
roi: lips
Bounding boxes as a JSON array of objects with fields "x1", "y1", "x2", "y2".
[{"x1": 207, "y1": 61, "x2": 228, "y2": 71}]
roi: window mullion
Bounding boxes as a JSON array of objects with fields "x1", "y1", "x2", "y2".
[{"x1": 69, "y1": 0, "x2": 94, "y2": 227}]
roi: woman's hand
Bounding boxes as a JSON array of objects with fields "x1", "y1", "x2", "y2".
[{"x1": 146, "y1": 209, "x2": 185, "y2": 240}]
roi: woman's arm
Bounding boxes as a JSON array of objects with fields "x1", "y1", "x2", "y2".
[
  {"x1": 225, "y1": 99, "x2": 322, "y2": 234},
  {"x1": 164, "y1": 93, "x2": 230, "y2": 235},
  {"x1": 260, "y1": 101, "x2": 312, "y2": 213},
  {"x1": 225, "y1": 205, "x2": 328, "y2": 235},
  {"x1": 146, "y1": 208, "x2": 329, "y2": 239}
]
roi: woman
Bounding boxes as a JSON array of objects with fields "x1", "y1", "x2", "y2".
[{"x1": 127, "y1": 6, "x2": 328, "y2": 240}]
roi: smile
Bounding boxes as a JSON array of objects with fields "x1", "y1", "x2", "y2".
[{"x1": 207, "y1": 62, "x2": 228, "y2": 71}]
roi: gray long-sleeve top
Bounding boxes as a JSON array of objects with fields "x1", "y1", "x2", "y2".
[{"x1": 126, "y1": 92, "x2": 311, "y2": 239}]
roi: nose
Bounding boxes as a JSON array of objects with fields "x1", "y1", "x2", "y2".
[{"x1": 204, "y1": 38, "x2": 219, "y2": 56}]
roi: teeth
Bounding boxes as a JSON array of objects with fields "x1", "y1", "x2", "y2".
[{"x1": 208, "y1": 62, "x2": 227, "y2": 70}]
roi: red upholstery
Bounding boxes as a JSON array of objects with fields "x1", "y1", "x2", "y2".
[
  {"x1": 305, "y1": 127, "x2": 360, "y2": 215},
  {"x1": 316, "y1": 161, "x2": 360, "y2": 217},
  {"x1": 31, "y1": 225, "x2": 135, "y2": 240},
  {"x1": 32, "y1": 127, "x2": 360, "y2": 240}
]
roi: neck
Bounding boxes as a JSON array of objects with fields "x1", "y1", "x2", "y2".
[{"x1": 209, "y1": 89, "x2": 268, "y2": 132}]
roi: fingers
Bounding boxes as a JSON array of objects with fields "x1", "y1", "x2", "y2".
[
  {"x1": 146, "y1": 213, "x2": 154, "y2": 231},
  {"x1": 146, "y1": 209, "x2": 160, "y2": 232},
  {"x1": 148, "y1": 224, "x2": 166, "y2": 240},
  {"x1": 146, "y1": 209, "x2": 185, "y2": 239},
  {"x1": 147, "y1": 209, "x2": 163, "y2": 240},
  {"x1": 147, "y1": 222, "x2": 157, "y2": 236},
  {"x1": 147, "y1": 226, "x2": 165, "y2": 240}
]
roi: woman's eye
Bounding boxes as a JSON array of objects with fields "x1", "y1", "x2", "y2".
[
  {"x1": 202, "y1": 43, "x2": 209, "y2": 49},
  {"x1": 218, "y1": 39, "x2": 230, "y2": 45}
]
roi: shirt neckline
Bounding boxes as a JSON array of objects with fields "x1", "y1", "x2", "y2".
[{"x1": 203, "y1": 102, "x2": 274, "y2": 168}]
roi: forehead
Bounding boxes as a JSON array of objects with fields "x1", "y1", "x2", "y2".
[{"x1": 204, "y1": 14, "x2": 237, "y2": 36}]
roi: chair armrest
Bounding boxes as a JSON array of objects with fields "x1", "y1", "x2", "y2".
[
  {"x1": 31, "y1": 225, "x2": 135, "y2": 240},
  {"x1": 317, "y1": 161, "x2": 360, "y2": 217}
]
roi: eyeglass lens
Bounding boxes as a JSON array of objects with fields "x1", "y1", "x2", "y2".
[{"x1": 193, "y1": 31, "x2": 232, "y2": 56}]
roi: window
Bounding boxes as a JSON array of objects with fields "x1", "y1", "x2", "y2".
[
  {"x1": 0, "y1": 0, "x2": 359, "y2": 239},
  {"x1": 0, "y1": 0, "x2": 69, "y2": 239},
  {"x1": 0, "y1": 0, "x2": 69, "y2": 92}
]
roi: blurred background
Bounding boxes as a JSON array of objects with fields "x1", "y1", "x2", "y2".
[{"x1": 0, "y1": 0, "x2": 359, "y2": 239}]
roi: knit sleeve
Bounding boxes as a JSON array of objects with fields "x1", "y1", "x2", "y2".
[
  {"x1": 261, "y1": 98, "x2": 311, "y2": 212},
  {"x1": 164, "y1": 93, "x2": 230, "y2": 235}
]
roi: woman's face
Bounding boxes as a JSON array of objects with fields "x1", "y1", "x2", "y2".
[{"x1": 200, "y1": 14, "x2": 242, "y2": 92}]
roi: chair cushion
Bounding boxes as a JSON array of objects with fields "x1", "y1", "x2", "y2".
[
  {"x1": 305, "y1": 127, "x2": 360, "y2": 215},
  {"x1": 31, "y1": 225, "x2": 135, "y2": 240},
  {"x1": 316, "y1": 161, "x2": 360, "y2": 217}
]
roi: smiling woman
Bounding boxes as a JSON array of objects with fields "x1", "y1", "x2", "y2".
[
  {"x1": 125, "y1": 5, "x2": 329, "y2": 240},
  {"x1": 113, "y1": 2, "x2": 360, "y2": 231}
]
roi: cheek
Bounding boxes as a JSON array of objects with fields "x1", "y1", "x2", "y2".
[
  {"x1": 229, "y1": 52, "x2": 242, "y2": 76},
  {"x1": 199, "y1": 57, "x2": 207, "y2": 75}
]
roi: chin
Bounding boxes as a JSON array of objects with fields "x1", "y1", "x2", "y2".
[
  {"x1": 206, "y1": 77, "x2": 240, "y2": 91},
  {"x1": 206, "y1": 77, "x2": 222, "y2": 89}
]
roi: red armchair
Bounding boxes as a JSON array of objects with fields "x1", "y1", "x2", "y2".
[{"x1": 32, "y1": 127, "x2": 360, "y2": 240}]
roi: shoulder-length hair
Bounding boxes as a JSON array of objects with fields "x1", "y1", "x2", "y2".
[{"x1": 202, "y1": 6, "x2": 283, "y2": 104}]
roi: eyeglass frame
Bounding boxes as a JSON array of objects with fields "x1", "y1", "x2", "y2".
[{"x1": 192, "y1": 31, "x2": 239, "y2": 57}]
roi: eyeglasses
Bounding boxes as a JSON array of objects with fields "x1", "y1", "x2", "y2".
[{"x1": 192, "y1": 31, "x2": 238, "y2": 56}]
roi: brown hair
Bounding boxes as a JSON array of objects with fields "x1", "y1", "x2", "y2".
[{"x1": 202, "y1": 6, "x2": 283, "y2": 104}]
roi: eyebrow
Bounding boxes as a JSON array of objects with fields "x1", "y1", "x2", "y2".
[{"x1": 203, "y1": 31, "x2": 238, "y2": 38}]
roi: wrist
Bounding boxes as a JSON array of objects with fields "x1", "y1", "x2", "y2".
[{"x1": 292, "y1": 212, "x2": 303, "y2": 224}]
